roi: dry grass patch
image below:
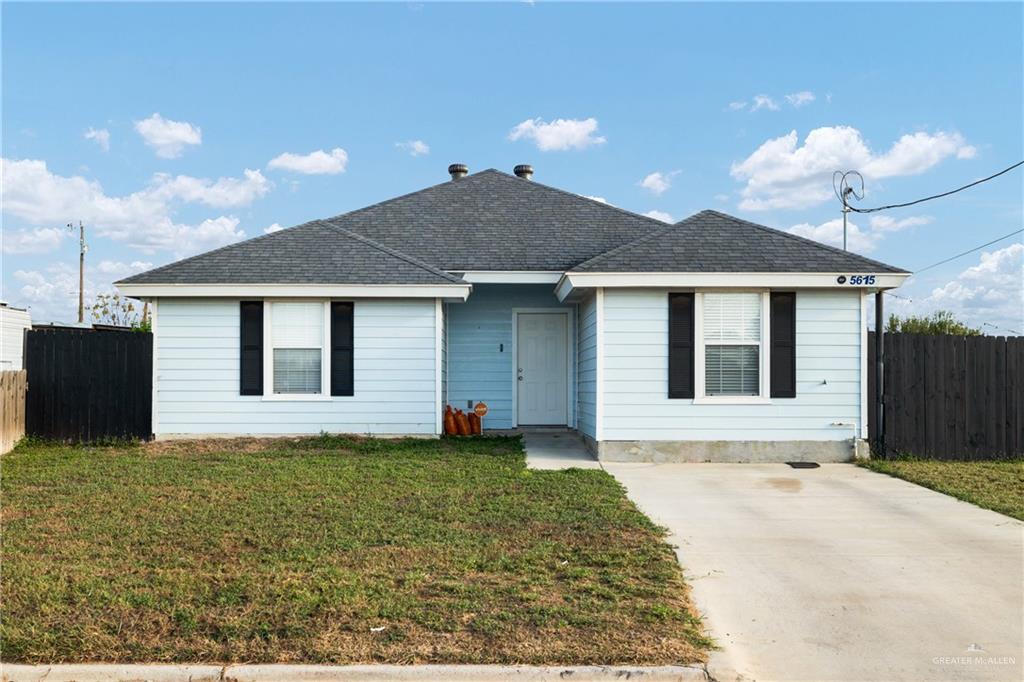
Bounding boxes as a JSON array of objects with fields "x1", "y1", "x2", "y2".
[{"x1": 1, "y1": 435, "x2": 710, "y2": 664}]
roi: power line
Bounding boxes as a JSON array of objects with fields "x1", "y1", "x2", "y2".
[
  {"x1": 883, "y1": 290, "x2": 912, "y2": 301},
  {"x1": 847, "y1": 160, "x2": 1024, "y2": 214},
  {"x1": 984, "y1": 322, "x2": 1022, "y2": 336},
  {"x1": 913, "y1": 228, "x2": 1022, "y2": 274}
]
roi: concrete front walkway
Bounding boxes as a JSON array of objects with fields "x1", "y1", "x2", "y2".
[
  {"x1": 604, "y1": 462, "x2": 1024, "y2": 682},
  {"x1": 521, "y1": 430, "x2": 600, "y2": 470}
]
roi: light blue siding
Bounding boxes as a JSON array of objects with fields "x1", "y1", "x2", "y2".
[
  {"x1": 602, "y1": 289, "x2": 863, "y2": 441},
  {"x1": 156, "y1": 298, "x2": 438, "y2": 436},
  {"x1": 446, "y1": 284, "x2": 574, "y2": 429},
  {"x1": 576, "y1": 293, "x2": 597, "y2": 438}
]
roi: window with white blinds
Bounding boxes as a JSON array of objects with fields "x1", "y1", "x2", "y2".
[
  {"x1": 702, "y1": 292, "x2": 761, "y2": 396},
  {"x1": 271, "y1": 302, "x2": 323, "y2": 394}
]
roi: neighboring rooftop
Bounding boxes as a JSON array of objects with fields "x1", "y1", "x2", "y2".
[{"x1": 571, "y1": 210, "x2": 909, "y2": 274}]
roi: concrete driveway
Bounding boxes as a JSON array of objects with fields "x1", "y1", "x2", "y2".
[{"x1": 604, "y1": 462, "x2": 1024, "y2": 682}]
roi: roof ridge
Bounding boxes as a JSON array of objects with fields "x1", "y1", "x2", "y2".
[
  {"x1": 314, "y1": 221, "x2": 464, "y2": 283},
  {"x1": 696, "y1": 209, "x2": 908, "y2": 272},
  {"x1": 479, "y1": 168, "x2": 675, "y2": 229},
  {"x1": 571, "y1": 208, "x2": 908, "y2": 273},
  {"x1": 115, "y1": 219, "x2": 326, "y2": 284},
  {"x1": 321, "y1": 168, "x2": 672, "y2": 233}
]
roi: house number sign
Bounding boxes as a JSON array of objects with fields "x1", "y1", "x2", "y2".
[{"x1": 837, "y1": 275, "x2": 876, "y2": 285}]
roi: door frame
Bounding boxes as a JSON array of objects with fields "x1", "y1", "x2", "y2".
[{"x1": 511, "y1": 308, "x2": 574, "y2": 428}]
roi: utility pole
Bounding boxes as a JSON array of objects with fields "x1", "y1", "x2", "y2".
[
  {"x1": 68, "y1": 221, "x2": 87, "y2": 323},
  {"x1": 841, "y1": 199, "x2": 850, "y2": 251}
]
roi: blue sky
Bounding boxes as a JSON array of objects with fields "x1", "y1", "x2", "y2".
[{"x1": 3, "y1": 2, "x2": 1022, "y2": 331}]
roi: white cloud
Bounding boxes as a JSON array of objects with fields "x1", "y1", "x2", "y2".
[
  {"x1": 1, "y1": 158, "x2": 253, "y2": 257},
  {"x1": 134, "y1": 113, "x2": 201, "y2": 158},
  {"x1": 267, "y1": 148, "x2": 348, "y2": 175},
  {"x1": 714, "y1": 194, "x2": 730, "y2": 202},
  {"x1": 157, "y1": 217, "x2": 244, "y2": 257},
  {"x1": 263, "y1": 223, "x2": 284, "y2": 234},
  {"x1": 788, "y1": 217, "x2": 879, "y2": 253},
  {"x1": 731, "y1": 126, "x2": 976, "y2": 210},
  {"x1": 957, "y1": 145, "x2": 978, "y2": 159},
  {"x1": 638, "y1": 171, "x2": 679, "y2": 196},
  {"x1": 643, "y1": 210, "x2": 675, "y2": 223},
  {"x1": 14, "y1": 260, "x2": 152, "y2": 323},
  {"x1": 95, "y1": 260, "x2": 154, "y2": 277},
  {"x1": 750, "y1": 95, "x2": 779, "y2": 112},
  {"x1": 868, "y1": 215, "x2": 932, "y2": 233},
  {"x1": 862, "y1": 131, "x2": 974, "y2": 178},
  {"x1": 732, "y1": 91, "x2": 815, "y2": 112},
  {"x1": 84, "y1": 127, "x2": 110, "y2": 152},
  {"x1": 396, "y1": 140, "x2": 430, "y2": 156},
  {"x1": 2, "y1": 227, "x2": 68, "y2": 255},
  {"x1": 788, "y1": 213, "x2": 933, "y2": 253},
  {"x1": 146, "y1": 169, "x2": 271, "y2": 208},
  {"x1": 785, "y1": 91, "x2": 816, "y2": 108},
  {"x1": 508, "y1": 117, "x2": 606, "y2": 151},
  {"x1": 584, "y1": 195, "x2": 609, "y2": 204},
  {"x1": 896, "y1": 244, "x2": 1023, "y2": 333}
]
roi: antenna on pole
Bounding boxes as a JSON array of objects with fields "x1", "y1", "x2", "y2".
[{"x1": 832, "y1": 170, "x2": 864, "y2": 251}]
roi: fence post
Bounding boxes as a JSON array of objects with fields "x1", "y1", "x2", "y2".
[{"x1": 874, "y1": 292, "x2": 885, "y2": 456}]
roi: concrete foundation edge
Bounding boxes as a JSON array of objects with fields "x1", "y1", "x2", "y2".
[
  {"x1": 597, "y1": 439, "x2": 863, "y2": 463},
  {"x1": 0, "y1": 663, "x2": 710, "y2": 682}
]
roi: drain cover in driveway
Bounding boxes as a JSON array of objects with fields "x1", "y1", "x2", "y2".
[{"x1": 786, "y1": 462, "x2": 820, "y2": 469}]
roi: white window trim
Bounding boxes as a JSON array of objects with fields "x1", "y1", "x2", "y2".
[
  {"x1": 262, "y1": 300, "x2": 333, "y2": 401},
  {"x1": 693, "y1": 290, "x2": 772, "y2": 405}
]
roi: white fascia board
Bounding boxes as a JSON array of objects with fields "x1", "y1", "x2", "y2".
[
  {"x1": 115, "y1": 283, "x2": 472, "y2": 300},
  {"x1": 456, "y1": 271, "x2": 563, "y2": 284},
  {"x1": 557, "y1": 271, "x2": 910, "y2": 298},
  {"x1": 554, "y1": 275, "x2": 576, "y2": 302}
]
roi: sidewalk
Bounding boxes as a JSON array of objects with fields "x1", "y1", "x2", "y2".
[{"x1": 1, "y1": 663, "x2": 711, "y2": 682}]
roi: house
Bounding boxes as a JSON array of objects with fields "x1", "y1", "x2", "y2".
[
  {"x1": 116, "y1": 165, "x2": 910, "y2": 461},
  {"x1": 0, "y1": 302, "x2": 32, "y2": 371}
]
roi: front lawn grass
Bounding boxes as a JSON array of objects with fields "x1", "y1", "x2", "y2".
[
  {"x1": 860, "y1": 458, "x2": 1024, "y2": 520},
  {"x1": 0, "y1": 436, "x2": 710, "y2": 664}
]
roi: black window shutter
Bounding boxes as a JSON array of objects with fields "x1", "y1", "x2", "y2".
[
  {"x1": 239, "y1": 301, "x2": 263, "y2": 395},
  {"x1": 668, "y1": 293, "x2": 695, "y2": 399},
  {"x1": 770, "y1": 292, "x2": 797, "y2": 398},
  {"x1": 331, "y1": 302, "x2": 354, "y2": 396}
]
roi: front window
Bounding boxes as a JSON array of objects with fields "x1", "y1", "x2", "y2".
[
  {"x1": 271, "y1": 302, "x2": 323, "y2": 394},
  {"x1": 702, "y1": 292, "x2": 761, "y2": 396}
]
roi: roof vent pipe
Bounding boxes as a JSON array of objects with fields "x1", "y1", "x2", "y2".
[
  {"x1": 448, "y1": 163, "x2": 468, "y2": 180},
  {"x1": 513, "y1": 164, "x2": 533, "y2": 180}
]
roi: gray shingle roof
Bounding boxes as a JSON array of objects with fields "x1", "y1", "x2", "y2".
[
  {"x1": 118, "y1": 171, "x2": 907, "y2": 286},
  {"x1": 117, "y1": 221, "x2": 464, "y2": 285},
  {"x1": 570, "y1": 210, "x2": 909, "y2": 273},
  {"x1": 323, "y1": 169, "x2": 665, "y2": 271}
]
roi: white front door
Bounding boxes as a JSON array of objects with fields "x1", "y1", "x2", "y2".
[{"x1": 516, "y1": 312, "x2": 568, "y2": 425}]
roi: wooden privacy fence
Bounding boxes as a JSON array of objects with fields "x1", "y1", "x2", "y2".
[
  {"x1": 1, "y1": 370, "x2": 27, "y2": 454},
  {"x1": 869, "y1": 332, "x2": 1024, "y2": 460},
  {"x1": 25, "y1": 328, "x2": 152, "y2": 442}
]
